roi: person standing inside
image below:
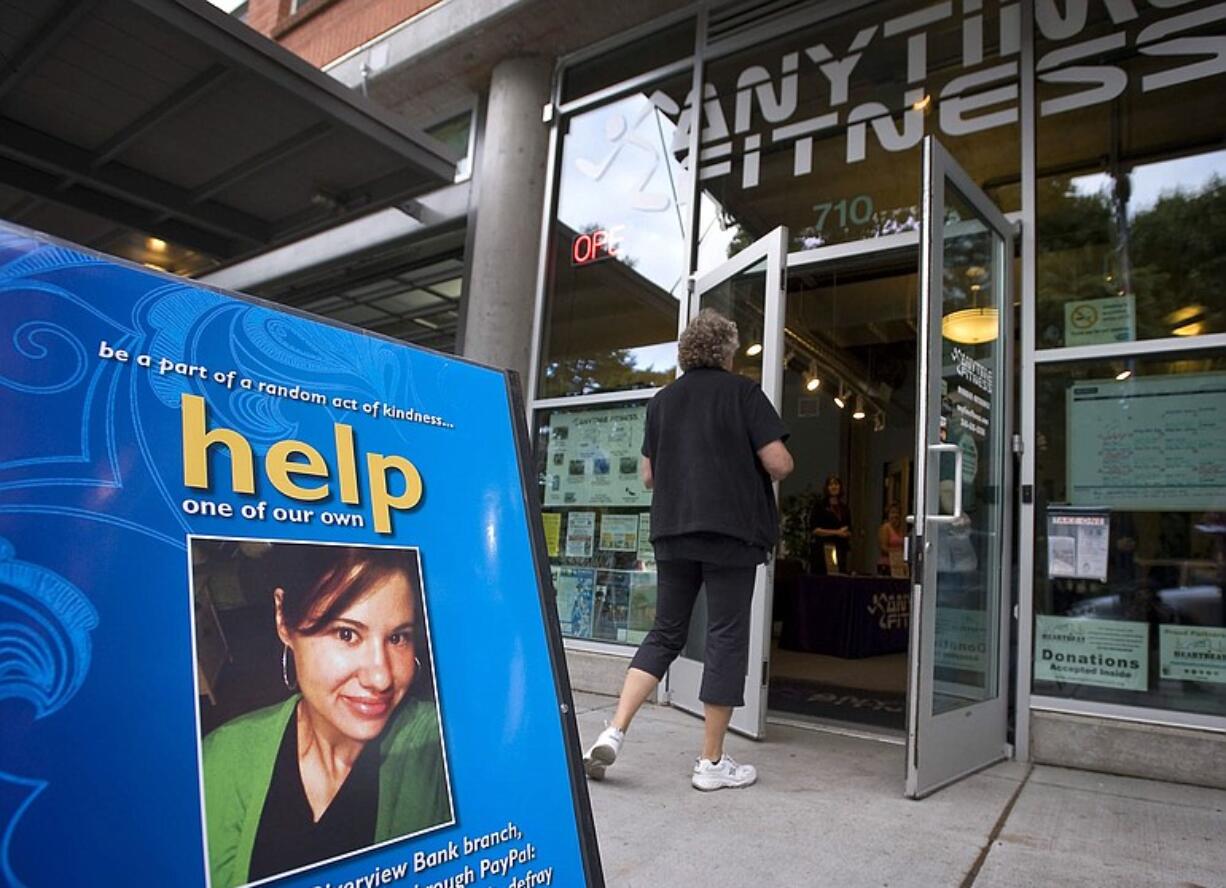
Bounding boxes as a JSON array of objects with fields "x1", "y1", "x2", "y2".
[
  {"x1": 877, "y1": 502, "x2": 907, "y2": 578},
  {"x1": 583, "y1": 309, "x2": 793, "y2": 791},
  {"x1": 810, "y1": 474, "x2": 852, "y2": 574}
]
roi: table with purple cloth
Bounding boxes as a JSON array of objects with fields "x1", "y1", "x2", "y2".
[{"x1": 779, "y1": 574, "x2": 911, "y2": 658}]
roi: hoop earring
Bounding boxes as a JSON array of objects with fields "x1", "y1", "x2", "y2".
[
  {"x1": 414, "y1": 656, "x2": 422, "y2": 672},
  {"x1": 282, "y1": 645, "x2": 298, "y2": 691}
]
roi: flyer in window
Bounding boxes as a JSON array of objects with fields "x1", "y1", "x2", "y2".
[
  {"x1": 591, "y1": 570, "x2": 631, "y2": 642},
  {"x1": 1046, "y1": 508, "x2": 1109, "y2": 581},
  {"x1": 1066, "y1": 373, "x2": 1226, "y2": 510},
  {"x1": 626, "y1": 571, "x2": 658, "y2": 644},
  {"x1": 541, "y1": 512, "x2": 562, "y2": 558},
  {"x1": 543, "y1": 405, "x2": 651, "y2": 508},
  {"x1": 598, "y1": 513, "x2": 638, "y2": 552},
  {"x1": 1159, "y1": 625, "x2": 1226, "y2": 684},
  {"x1": 551, "y1": 565, "x2": 595, "y2": 638},
  {"x1": 565, "y1": 511, "x2": 595, "y2": 558},
  {"x1": 1034, "y1": 615, "x2": 1148, "y2": 690},
  {"x1": 636, "y1": 513, "x2": 654, "y2": 563}
]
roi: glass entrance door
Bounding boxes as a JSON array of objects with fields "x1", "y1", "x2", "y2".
[
  {"x1": 906, "y1": 137, "x2": 1015, "y2": 798},
  {"x1": 666, "y1": 227, "x2": 788, "y2": 739},
  {"x1": 767, "y1": 247, "x2": 919, "y2": 735}
]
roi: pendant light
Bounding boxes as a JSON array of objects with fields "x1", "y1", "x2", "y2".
[{"x1": 942, "y1": 269, "x2": 997, "y2": 344}]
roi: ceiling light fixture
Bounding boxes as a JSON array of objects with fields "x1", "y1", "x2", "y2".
[
  {"x1": 805, "y1": 362, "x2": 821, "y2": 392},
  {"x1": 942, "y1": 307, "x2": 998, "y2": 344},
  {"x1": 943, "y1": 264, "x2": 997, "y2": 343},
  {"x1": 746, "y1": 342, "x2": 763, "y2": 357},
  {"x1": 833, "y1": 382, "x2": 848, "y2": 409},
  {"x1": 1166, "y1": 305, "x2": 1205, "y2": 325},
  {"x1": 852, "y1": 396, "x2": 866, "y2": 420}
]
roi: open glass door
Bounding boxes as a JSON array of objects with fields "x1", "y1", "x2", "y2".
[
  {"x1": 666, "y1": 226, "x2": 788, "y2": 739},
  {"x1": 906, "y1": 138, "x2": 1014, "y2": 797}
]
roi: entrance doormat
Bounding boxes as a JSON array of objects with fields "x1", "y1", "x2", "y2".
[{"x1": 767, "y1": 678, "x2": 906, "y2": 730}]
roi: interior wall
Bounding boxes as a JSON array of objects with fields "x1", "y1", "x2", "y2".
[
  {"x1": 850, "y1": 415, "x2": 914, "y2": 572},
  {"x1": 781, "y1": 355, "x2": 916, "y2": 574},
  {"x1": 779, "y1": 370, "x2": 844, "y2": 503}
]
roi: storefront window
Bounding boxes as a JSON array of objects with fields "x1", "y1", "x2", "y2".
[
  {"x1": 1033, "y1": 351, "x2": 1226, "y2": 717},
  {"x1": 539, "y1": 74, "x2": 692, "y2": 398},
  {"x1": 425, "y1": 112, "x2": 473, "y2": 179},
  {"x1": 561, "y1": 18, "x2": 696, "y2": 103},
  {"x1": 535, "y1": 402, "x2": 657, "y2": 644},
  {"x1": 695, "y1": 0, "x2": 1020, "y2": 269},
  {"x1": 1035, "y1": 1, "x2": 1226, "y2": 348}
]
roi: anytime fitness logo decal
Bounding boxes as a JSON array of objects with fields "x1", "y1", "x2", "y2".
[{"x1": 577, "y1": 0, "x2": 1226, "y2": 198}]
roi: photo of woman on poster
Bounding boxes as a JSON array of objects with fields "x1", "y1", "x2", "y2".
[{"x1": 196, "y1": 541, "x2": 452, "y2": 888}]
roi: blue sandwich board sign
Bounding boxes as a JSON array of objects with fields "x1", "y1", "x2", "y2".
[{"x1": 0, "y1": 221, "x2": 603, "y2": 888}]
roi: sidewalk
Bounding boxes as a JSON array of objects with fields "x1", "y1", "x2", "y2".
[{"x1": 574, "y1": 692, "x2": 1226, "y2": 887}]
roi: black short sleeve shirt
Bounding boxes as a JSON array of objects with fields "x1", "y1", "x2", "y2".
[{"x1": 641, "y1": 367, "x2": 789, "y2": 550}]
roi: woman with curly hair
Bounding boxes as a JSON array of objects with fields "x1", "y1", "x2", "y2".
[{"x1": 583, "y1": 308, "x2": 793, "y2": 791}]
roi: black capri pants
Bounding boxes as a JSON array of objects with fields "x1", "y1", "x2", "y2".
[{"x1": 629, "y1": 559, "x2": 757, "y2": 707}]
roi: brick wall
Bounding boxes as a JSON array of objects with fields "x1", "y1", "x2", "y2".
[
  {"x1": 244, "y1": 0, "x2": 445, "y2": 68},
  {"x1": 244, "y1": 0, "x2": 283, "y2": 37}
]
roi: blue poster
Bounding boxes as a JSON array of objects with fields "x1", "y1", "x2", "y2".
[{"x1": 0, "y1": 223, "x2": 600, "y2": 887}]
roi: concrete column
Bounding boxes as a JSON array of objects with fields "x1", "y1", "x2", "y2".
[{"x1": 460, "y1": 55, "x2": 553, "y2": 384}]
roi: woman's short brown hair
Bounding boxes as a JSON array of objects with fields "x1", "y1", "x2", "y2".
[
  {"x1": 272, "y1": 544, "x2": 420, "y2": 638},
  {"x1": 678, "y1": 309, "x2": 738, "y2": 371}
]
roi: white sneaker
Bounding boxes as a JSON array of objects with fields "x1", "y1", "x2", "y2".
[
  {"x1": 691, "y1": 754, "x2": 757, "y2": 791},
  {"x1": 583, "y1": 724, "x2": 624, "y2": 780}
]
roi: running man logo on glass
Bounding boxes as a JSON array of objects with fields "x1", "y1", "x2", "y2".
[{"x1": 574, "y1": 90, "x2": 681, "y2": 213}]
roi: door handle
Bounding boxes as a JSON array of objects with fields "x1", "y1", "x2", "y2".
[{"x1": 927, "y1": 442, "x2": 962, "y2": 524}]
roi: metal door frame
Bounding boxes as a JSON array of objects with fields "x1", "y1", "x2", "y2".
[{"x1": 906, "y1": 136, "x2": 1016, "y2": 798}]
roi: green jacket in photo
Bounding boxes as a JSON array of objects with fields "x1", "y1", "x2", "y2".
[{"x1": 202, "y1": 694, "x2": 451, "y2": 888}]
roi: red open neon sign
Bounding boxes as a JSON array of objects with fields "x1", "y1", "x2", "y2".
[{"x1": 571, "y1": 225, "x2": 625, "y2": 266}]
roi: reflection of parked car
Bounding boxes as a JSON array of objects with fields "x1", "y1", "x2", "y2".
[{"x1": 1069, "y1": 585, "x2": 1223, "y2": 627}]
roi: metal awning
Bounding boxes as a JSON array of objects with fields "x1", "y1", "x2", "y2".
[{"x1": 0, "y1": 0, "x2": 457, "y2": 276}]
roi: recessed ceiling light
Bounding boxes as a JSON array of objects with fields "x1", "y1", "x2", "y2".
[{"x1": 1166, "y1": 305, "x2": 1205, "y2": 325}]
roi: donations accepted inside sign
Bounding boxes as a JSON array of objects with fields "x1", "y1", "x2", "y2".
[{"x1": 0, "y1": 222, "x2": 601, "y2": 888}]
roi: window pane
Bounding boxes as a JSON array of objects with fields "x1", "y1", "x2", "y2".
[
  {"x1": 1035, "y1": 4, "x2": 1226, "y2": 347},
  {"x1": 329, "y1": 304, "x2": 391, "y2": 325},
  {"x1": 1033, "y1": 350, "x2": 1226, "y2": 718},
  {"x1": 371, "y1": 289, "x2": 447, "y2": 313},
  {"x1": 932, "y1": 186, "x2": 1007, "y2": 715},
  {"x1": 696, "y1": 0, "x2": 1020, "y2": 268},
  {"x1": 424, "y1": 113, "x2": 471, "y2": 157},
  {"x1": 535, "y1": 403, "x2": 657, "y2": 645},
  {"x1": 540, "y1": 75, "x2": 692, "y2": 398},
  {"x1": 561, "y1": 18, "x2": 695, "y2": 103},
  {"x1": 426, "y1": 278, "x2": 462, "y2": 300},
  {"x1": 425, "y1": 113, "x2": 472, "y2": 176}
]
